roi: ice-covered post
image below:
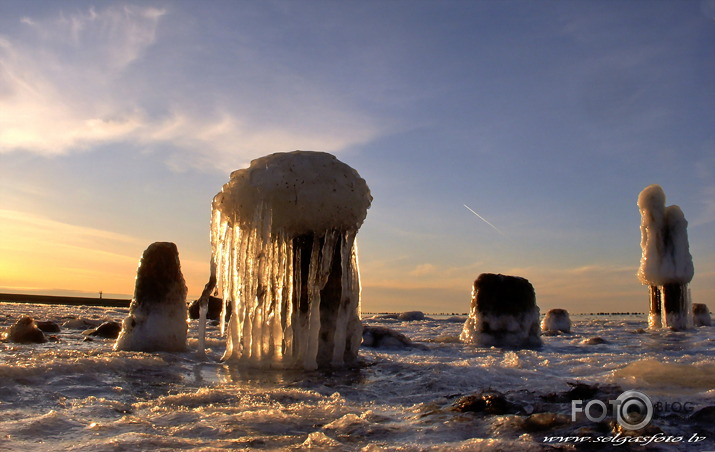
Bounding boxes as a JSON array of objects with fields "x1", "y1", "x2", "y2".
[
  {"x1": 637, "y1": 185, "x2": 694, "y2": 330},
  {"x1": 460, "y1": 273, "x2": 542, "y2": 348},
  {"x1": 692, "y1": 304, "x2": 712, "y2": 327},
  {"x1": 115, "y1": 242, "x2": 188, "y2": 352},
  {"x1": 210, "y1": 151, "x2": 371, "y2": 369}
]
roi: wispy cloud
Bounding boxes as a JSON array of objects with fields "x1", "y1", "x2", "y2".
[
  {"x1": 0, "y1": 4, "x2": 383, "y2": 170},
  {"x1": 0, "y1": 5, "x2": 162, "y2": 154}
]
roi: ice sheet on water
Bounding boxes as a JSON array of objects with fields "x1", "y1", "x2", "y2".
[
  {"x1": 612, "y1": 358, "x2": 715, "y2": 390},
  {"x1": 1, "y1": 303, "x2": 715, "y2": 451}
]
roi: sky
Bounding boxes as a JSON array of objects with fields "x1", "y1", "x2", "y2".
[{"x1": 1, "y1": 0, "x2": 713, "y2": 314}]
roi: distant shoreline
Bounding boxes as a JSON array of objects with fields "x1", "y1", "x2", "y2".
[{"x1": 0, "y1": 293, "x2": 130, "y2": 308}]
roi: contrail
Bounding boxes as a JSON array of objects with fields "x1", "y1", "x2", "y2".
[{"x1": 463, "y1": 204, "x2": 506, "y2": 236}]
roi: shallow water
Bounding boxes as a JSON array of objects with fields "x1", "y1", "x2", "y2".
[{"x1": 1, "y1": 303, "x2": 714, "y2": 451}]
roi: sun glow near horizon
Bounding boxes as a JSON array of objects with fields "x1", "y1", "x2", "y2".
[{"x1": 0, "y1": 208, "x2": 210, "y2": 300}]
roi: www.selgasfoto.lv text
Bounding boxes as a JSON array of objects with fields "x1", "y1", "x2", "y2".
[{"x1": 543, "y1": 432, "x2": 707, "y2": 447}]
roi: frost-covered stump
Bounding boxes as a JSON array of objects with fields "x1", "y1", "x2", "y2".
[
  {"x1": 210, "y1": 151, "x2": 371, "y2": 369},
  {"x1": 460, "y1": 273, "x2": 542, "y2": 348},
  {"x1": 693, "y1": 304, "x2": 712, "y2": 327},
  {"x1": 637, "y1": 185, "x2": 694, "y2": 330},
  {"x1": 115, "y1": 242, "x2": 188, "y2": 352},
  {"x1": 541, "y1": 308, "x2": 571, "y2": 334}
]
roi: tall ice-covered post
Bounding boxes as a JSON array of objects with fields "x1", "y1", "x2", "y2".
[
  {"x1": 637, "y1": 185, "x2": 694, "y2": 330},
  {"x1": 209, "y1": 151, "x2": 371, "y2": 369}
]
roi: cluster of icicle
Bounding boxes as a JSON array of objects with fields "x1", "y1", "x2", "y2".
[{"x1": 209, "y1": 205, "x2": 362, "y2": 370}]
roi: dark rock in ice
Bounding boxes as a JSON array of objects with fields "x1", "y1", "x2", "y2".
[
  {"x1": 6, "y1": 316, "x2": 47, "y2": 343},
  {"x1": 521, "y1": 412, "x2": 570, "y2": 432},
  {"x1": 693, "y1": 303, "x2": 712, "y2": 327},
  {"x1": 83, "y1": 337, "x2": 94, "y2": 342},
  {"x1": 541, "y1": 308, "x2": 571, "y2": 334},
  {"x1": 460, "y1": 273, "x2": 542, "y2": 348},
  {"x1": 566, "y1": 382, "x2": 600, "y2": 401},
  {"x1": 397, "y1": 311, "x2": 425, "y2": 321},
  {"x1": 370, "y1": 314, "x2": 400, "y2": 320},
  {"x1": 612, "y1": 421, "x2": 663, "y2": 437},
  {"x1": 445, "y1": 316, "x2": 467, "y2": 323},
  {"x1": 35, "y1": 320, "x2": 61, "y2": 333},
  {"x1": 581, "y1": 336, "x2": 608, "y2": 345},
  {"x1": 690, "y1": 406, "x2": 715, "y2": 424},
  {"x1": 361, "y1": 325, "x2": 427, "y2": 350},
  {"x1": 430, "y1": 334, "x2": 461, "y2": 343},
  {"x1": 48, "y1": 335, "x2": 60, "y2": 342},
  {"x1": 633, "y1": 328, "x2": 647, "y2": 334},
  {"x1": 541, "y1": 382, "x2": 623, "y2": 405},
  {"x1": 62, "y1": 318, "x2": 102, "y2": 329},
  {"x1": 83, "y1": 321, "x2": 122, "y2": 339},
  {"x1": 114, "y1": 242, "x2": 188, "y2": 352},
  {"x1": 188, "y1": 296, "x2": 230, "y2": 320},
  {"x1": 452, "y1": 391, "x2": 521, "y2": 415}
]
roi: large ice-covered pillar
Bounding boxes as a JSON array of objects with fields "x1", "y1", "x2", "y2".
[
  {"x1": 460, "y1": 273, "x2": 542, "y2": 348},
  {"x1": 637, "y1": 185, "x2": 694, "y2": 330},
  {"x1": 210, "y1": 151, "x2": 371, "y2": 369}
]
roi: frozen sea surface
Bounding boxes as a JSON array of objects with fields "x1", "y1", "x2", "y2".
[{"x1": 1, "y1": 302, "x2": 714, "y2": 451}]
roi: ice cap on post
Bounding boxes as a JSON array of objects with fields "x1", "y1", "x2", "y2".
[{"x1": 213, "y1": 151, "x2": 371, "y2": 235}]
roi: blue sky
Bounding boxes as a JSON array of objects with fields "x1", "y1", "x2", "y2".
[{"x1": 1, "y1": 0, "x2": 713, "y2": 314}]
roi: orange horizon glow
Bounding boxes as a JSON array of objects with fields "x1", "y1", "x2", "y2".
[{"x1": 0, "y1": 209, "x2": 210, "y2": 300}]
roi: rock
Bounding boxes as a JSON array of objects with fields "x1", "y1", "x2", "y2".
[
  {"x1": 7, "y1": 316, "x2": 47, "y2": 343},
  {"x1": 566, "y1": 382, "x2": 600, "y2": 401},
  {"x1": 452, "y1": 391, "x2": 521, "y2": 415},
  {"x1": 362, "y1": 325, "x2": 427, "y2": 350},
  {"x1": 445, "y1": 316, "x2": 467, "y2": 323},
  {"x1": 35, "y1": 321, "x2": 61, "y2": 333},
  {"x1": 83, "y1": 321, "x2": 122, "y2": 339},
  {"x1": 460, "y1": 273, "x2": 542, "y2": 348},
  {"x1": 581, "y1": 337, "x2": 608, "y2": 345},
  {"x1": 693, "y1": 303, "x2": 712, "y2": 327},
  {"x1": 431, "y1": 334, "x2": 460, "y2": 343},
  {"x1": 370, "y1": 314, "x2": 399, "y2": 320},
  {"x1": 188, "y1": 296, "x2": 229, "y2": 320},
  {"x1": 397, "y1": 311, "x2": 425, "y2": 321},
  {"x1": 541, "y1": 308, "x2": 571, "y2": 333},
  {"x1": 114, "y1": 242, "x2": 189, "y2": 352},
  {"x1": 62, "y1": 318, "x2": 103, "y2": 329},
  {"x1": 690, "y1": 405, "x2": 715, "y2": 424},
  {"x1": 521, "y1": 413, "x2": 570, "y2": 432}
]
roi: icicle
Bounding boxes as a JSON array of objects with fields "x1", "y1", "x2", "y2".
[{"x1": 196, "y1": 259, "x2": 217, "y2": 358}]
